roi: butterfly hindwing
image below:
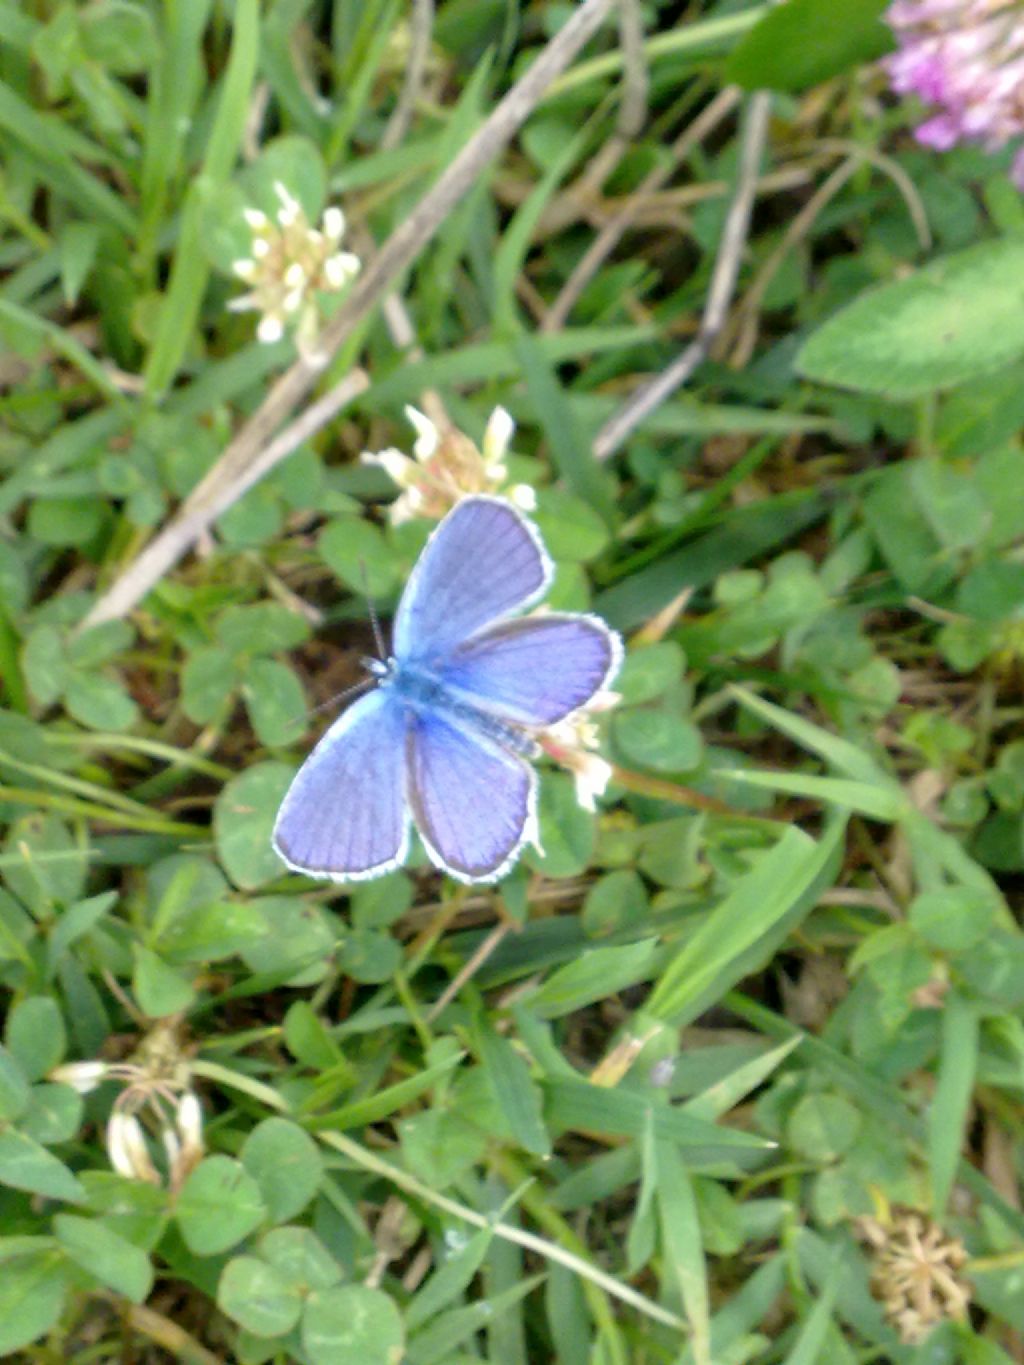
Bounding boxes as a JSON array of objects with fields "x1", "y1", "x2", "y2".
[
  {"x1": 393, "y1": 496, "x2": 551, "y2": 663},
  {"x1": 440, "y1": 613, "x2": 621, "y2": 726},
  {"x1": 406, "y1": 709, "x2": 536, "y2": 882},
  {"x1": 273, "y1": 689, "x2": 410, "y2": 881}
]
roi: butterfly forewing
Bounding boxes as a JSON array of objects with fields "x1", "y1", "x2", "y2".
[
  {"x1": 393, "y1": 497, "x2": 551, "y2": 664},
  {"x1": 440, "y1": 613, "x2": 621, "y2": 726},
  {"x1": 406, "y1": 710, "x2": 536, "y2": 882},
  {"x1": 273, "y1": 690, "x2": 410, "y2": 880}
]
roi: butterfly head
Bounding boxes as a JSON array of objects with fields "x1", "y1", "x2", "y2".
[{"x1": 362, "y1": 655, "x2": 395, "y2": 683}]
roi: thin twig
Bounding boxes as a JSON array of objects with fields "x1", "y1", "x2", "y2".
[
  {"x1": 544, "y1": 84, "x2": 740, "y2": 332},
  {"x1": 564, "y1": 0, "x2": 649, "y2": 207},
  {"x1": 83, "y1": 0, "x2": 617, "y2": 629},
  {"x1": 729, "y1": 157, "x2": 861, "y2": 368},
  {"x1": 592, "y1": 90, "x2": 771, "y2": 463},
  {"x1": 381, "y1": 0, "x2": 434, "y2": 151},
  {"x1": 728, "y1": 140, "x2": 932, "y2": 366}
]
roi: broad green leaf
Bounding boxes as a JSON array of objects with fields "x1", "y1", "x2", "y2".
[
  {"x1": 242, "y1": 658, "x2": 308, "y2": 747},
  {"x1": 797, "y1": 240, "x2": 1024, "y2": 398},
  {"x1": 132, "y1": 945, "x2": 195, "y2": 1017},
  {"x1": 318, "y1": 516, "x2": 401, "y2": 597},
  {"x1": 4, "y1": 813, "x2": 88, "y2": 911},
  {"x1": 259, "y1": 1226, "x2": 341, "y2": 1293},
  {"x1": 215, "y1": 762, "x2": 295, "y2": 889},
  {"x1": 218, "y1": 1255, "x2": 303, "y2": 1338},
  {"x1": 176, "y1": 1156, "x2": 266, "y2": 1255},
  {"x1": 0, "y1": 1129, "x2": 84, "y2": 1201},
  {"x1": 614, "y1": 643, "x2": 685, "y2": 706},
  {"x1": 54, "y1": 1214, "x2": 153, "y2": 1302},
  {"x1": 726, "y1": 0, "x2": 890, "y2": 91},
  {"x1": 302, "y1": 1284, "x2": 404, "y2": 1365},
  {"x1": 525, "y1": 773, "x2": 594, "y2": 879},
  {"x1": 19, "y1": 1084, "x2": 83, "y2": 1145},
  {"x1": 64, "y1": 671, "x2": 139, "y2": 732},
  {"x1": 0, "y1": 1043, "x2": 31, "y2": 1120},
  {"x1": 241, "y1": 1119, "x2": 323, "y2": 1224},
  {"x1": 6, "y1": 997, "x2": 66, "y2": 1081},
  {"x1": 0, "y1": 1252, "x2": 67, "y2": 1355},
  {"x1": 181, "y1": 645, "x2": 237, "y2": 724}
]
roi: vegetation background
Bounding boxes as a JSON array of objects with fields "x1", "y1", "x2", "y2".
[{"x1": 3, "y1": 0, "x2": 1024, "y2": 1360}]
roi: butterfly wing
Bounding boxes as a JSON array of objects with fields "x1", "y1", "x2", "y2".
[
  {"x1": 273, "y1": 689, "x2": 410, "y2": 881},
  {"x1": 394, "y1": 496, "x2": 551, "y2": 663},
  {"x1": 406, "y1": 710, "x2": 536, "y2": 883},
  {"x1": 439, "y1": 613, "x2": 622, "y2": 726}
]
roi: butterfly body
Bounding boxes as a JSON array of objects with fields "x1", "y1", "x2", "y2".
[{"x1": 273, "y1": 495, "x2": 622, "y2": 884}]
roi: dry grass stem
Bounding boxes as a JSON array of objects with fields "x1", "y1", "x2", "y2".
[
  {"x1": 593, "y1": 90, "x2": 772, "y2": 461},
  {"x1": 544, "y1": 84, "x2": 742, "y2": 331}
]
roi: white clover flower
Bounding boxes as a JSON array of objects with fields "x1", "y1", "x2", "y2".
[
  {"x1": 50, "y1": 1060, "x2": 110, "y2": 1094},
  {"x1": 539, "y1": 693, "x2": 620, "y2": 811},
  {"x1": 55, "y1": 1021, "x2": 203, "y2": 1191},
  {"x1": 360, "y1": 406, "x2": 537, "y2": 524},
  {"x1": 230, "y1": 183, "x2": 361, "y2": 357}
]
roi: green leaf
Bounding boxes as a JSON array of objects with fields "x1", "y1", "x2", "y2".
[
  {"x1": 655, "y1": 1140, "x2": 710, "y2": 1364},
  {"x1": 581, "y1": 869, "x2": 649, "y2": 937},
  {"x1": 532, "y1": 488, "x2": 610, "y2": 562},
  {"x1": 0, "y1": 1129, "x2": 85, "y2": 1201},
  {"x1": 242, "y1": 658, "x2": 308, "y2": 747},
  {"x1": 301, "y1": 1284, "x2": 404, "y2": 1365},
  {"x1": 0, "y1": 1044, "x2": 31, "y2": 1121},
  {"x1": 6, "y1": 997, "x2": 66, "y2": 1081},
  {"x1": 318, "y1": 516, "x2": 401, "y2": 597},
  {"x1": 909, "y1": 887, "x2": 998, "y2": 952},
  {"x1": 215, "y1": 762, "x2": 296, "y2": 890},
  {"x1": 646, "y1": 822, "x2": 844, "y2": 1028},
  {"x1": 337, "y1": 928, "x2": 401, "y2": 984},
  {"x1": 22, "y1": 626, "x2": 69, "y2": 706},
  {"x1": 726, "y1": 0, "x2": 890, "y2": 91},
  {"x1": 614, "y1": 643, "x2": 685, "y2": 705},
  {"x1": 215, "y1": 603, "x2": 311, "y2": 657},
  {"x1": 64, "y1": 671, "x2": 139, "y2": 731},
  {"x1": 181, "y1": 645, "x2": 237, "y2": 724},
  {"x1": 930, "y1": 991, "x2": 979, "y2": 1214},
  {"x1": 0, "y1": 1252, "x2": 67, "y2": 1355},
  {"x1": 132, "y1": 945, "x2": 195, "y2": 1017},
  {"x1": 58, "y1": 221, "x2": 101, "y2": 305},
  {"x1": 54, "y1": 1214, "x2": 153, "y2": 1302},
  {"x1": 259, "y1": 1226, "x2": 341, "y2": 1293},
  {"x1": 613, "y1": 706, "x2": 702, "y2": 773},
  {"x1": 797, "y1": 240, "x2": 1024, "y2": 398},
  {"x1": 218, "y1": 1255, "x2": 303, "y2": 1338},
  {"x1": 787, "y1": 1094, "x2": 863, "y2": 1162},
  {"x1": 176, "y1": 1156, "x2": 266, "y2": 1255},
  {"x1": 241, "y1": 1119, "x2": 323, "y2": 1224},
  {"x1": 20, "y1": 1084, "x2": 83, "y2": 1146},
  {"x1": 474, "y1": 1013, "x2": 550, "y2": 1156},
  {"x1": 525, "y1": 773, "x2": 594, "y2": 879},
  {"x1": 28, "y1": 497, "x2": 105, "y2": 547},
  {"x1": 529, "y1": 939, "x2": 660, "y2": 1019}
]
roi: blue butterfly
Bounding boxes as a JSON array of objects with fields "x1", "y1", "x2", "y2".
[{"x1": 273, "y1": 495, "x2": 622, "y2": 884}]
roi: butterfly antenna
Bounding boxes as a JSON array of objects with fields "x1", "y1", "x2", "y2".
[
  {"x1": 359, "y1": 558, "x2": 388, "y2": 660},
  {"x1": 309, "y1": 677, "x2": 373, "y2": 719}
]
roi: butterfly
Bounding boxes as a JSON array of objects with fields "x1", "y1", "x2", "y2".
[{"x1": 273, "y1": 495, "x2": 622, "y2": 884}]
